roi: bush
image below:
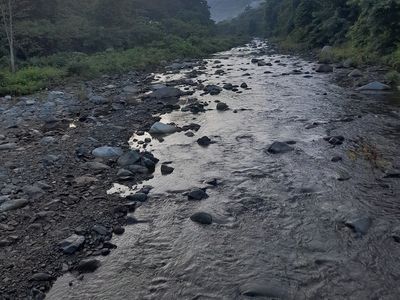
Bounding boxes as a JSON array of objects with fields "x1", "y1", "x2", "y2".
[
  {"x1": 385, "y1": 71, "x2": 400, "y2": 86},
  {"x1": 0, "y1": 67, "x2": 66, "y2": 95}
]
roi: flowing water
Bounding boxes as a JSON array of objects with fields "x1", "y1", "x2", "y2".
[{"x1": 47, "y1": 41, "x2": 400, "y2": 299}]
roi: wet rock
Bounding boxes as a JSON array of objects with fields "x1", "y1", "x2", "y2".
[
  {"x1": 197, "y1": 136, "x2": 212, "y2": 146},
  {"x1": 118, "y1": 151, "x2": 140, "y2": 166},
  {"x1": 316, "y1": 64, "x2": 333, "y2": 73},
  {"x1": 356, "y1": 81, "x2": 391, "y2": 91},
  {"x1": 161, "y1": 164, "x2": 174, "y2": 175},
  {"x1": 384, "y1": 172, "x2": 400, "y2": 179},
  {"x1": 76, "y1": 259, "x2": 101, "y2": 273},
  {"x1": 331, "y1": 156, "x2": 342, "y2": 162},
  {"x1": 126, "y1": 215, "x2": 139, "y2": 224},
  {"x1": 337, "y1": 170, "x2": 351, "y2": 181},
  {"x1": 345, "y1": 217, "x2": 372, "y2": 236},
  {"x1": 181, "y1": 123, "x2": 201, "y2": 132},
  {"x1": 149, "y1": 122, "x2": 177, "y2": 134},
  {"x1": 267, "y1": 142, "x2": 294, "y2": 154},
  {"x1": 59, "y1": 234, "x2": 85, "y2": 254},
  {"x1": 185, "y1": 132, "x2": 195, "y2": 137},
  {"x1": 117, "y1": 169, "x2": 134, "y2": 180},
  {"x1": 216, "y1": 102, "x2": 229, "y2": 111},
  {"x1": 40, "y1": 136, "x2": 56, "y2": 145},
  {"x1": 204, "y1": 85, "x2": 222, "y2": 95},
  {"x1": 190, "y1": 212, "x2": 212, "y2": 225},
  {"x1": 113, "y1": 226, "x2": 125, "y2": 235},
  {"x1": 126, "y1": 164, "x2": 149, "y2": 174},
  {"x1": 188, "y1": 188, "x2": 208, "y2": 200},
  {"x1": 240, "y1": 82, "x2": 248, "y2": 89},
  {"x1": 30, "y1": 273, "x2": 54, "y2": 282},
  {"x1": 240, "y1": 282, "x2": 288, "y2": 298},
  {"x1": 223, "y1": 83, "x2": 233, "y2": 90},
  {"x1": 0, "y1": 239, "x2": 12, "y2": 247},
  {"x1": 149, "y1": 87, "x2": 182, "y2": 99},
  {"x1": 0, "y1": 199, "x2": 29, "y2": 212},
  {"x1": 324, "y1": 136, "x2": 345, "y2": 146},
  {"x1": 92, "y1": 146, "x2": 123, "y2": 158},
  {"x1": 126, "y1": 192, "x2": 148, "y2": 202}
]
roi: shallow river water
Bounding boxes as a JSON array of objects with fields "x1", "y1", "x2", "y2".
[{"x1": 47, "y1": 41, "x2": 400, "y2": 299}]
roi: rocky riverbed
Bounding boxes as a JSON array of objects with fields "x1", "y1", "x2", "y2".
[{"x1": 1, "y1": 40, "x2": 400, "y2": 299}]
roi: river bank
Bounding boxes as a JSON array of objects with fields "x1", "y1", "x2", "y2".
[{"x1": 1, "y1": 40, "x2": 400, "y2": 299}]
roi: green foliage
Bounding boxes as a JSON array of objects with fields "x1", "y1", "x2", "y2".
[
  {"x1": 0, "y1": 67, "x2": 66, "y2": 95},
  {"x1": 385, "y1": 71, "x2": 400, "y2": 85},
  {"x1": 222, "y1": 0, "x2": 400, "y2": 69}
]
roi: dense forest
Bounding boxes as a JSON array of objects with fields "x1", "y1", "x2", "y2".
[
  {"x1": 0, "y1": 0, "x2": 239, "y2": 95},
  {"x1": 220, "y1": 0, "x2": 400, "y2": 70},
  {"x1": 207, "y1": 0, "x2": 262, "y2": 22}
]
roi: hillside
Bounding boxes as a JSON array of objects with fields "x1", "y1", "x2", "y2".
[{"x1": 207, "y1": 0, "x2": 262, "y2": 22}]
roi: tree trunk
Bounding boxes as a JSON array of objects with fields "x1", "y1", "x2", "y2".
[{"x1": 7, "y1": 0, "x2": 15, "y2": 72}]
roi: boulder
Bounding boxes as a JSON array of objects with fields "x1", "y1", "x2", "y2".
[
  {"x1": 345, "y1": 217, "x2": 372, "y2": 236},
  {"x1": 59, "y1": 234, "x2": 85, "y2": 254},
  {"x1": 92, "y1": 146, "x2": 123, "y2": 158},
  {"x1": 348, "y1": 69, "x2": 363, "y2": 77},
  {"x1": 204, "y1": 85, "x2": 222, "y2": 95},
  {"x1": 324, "y1": 136, "x2": 345, "y2": 146},
  {"x1": 118, "y1": 151, "x2": 140, "y2": 166},
  {"x1": 161, "y1": 164, "x2": 174, "y2": 175},
  {"x1": 188, "y1": 188, "x2": 208, "y2": 200},
  {"x1": 89, "y1": 95, "x2": 108, "y2": 104},
  {"x1": 30, "y1": 273, "x2": 54, "y2": 282},
  {"x1": 197, "y1": 136, "x2": 212, "y2": 146},
  {"x1": 190, "y1": 212, "x2": 213, "y2": 225},
  {"x1": 356, "y1": 81, "x2": 391, "y2": 91},
  {"x1": 149, "y1": 122, "x2": 177, "y2": 134}
]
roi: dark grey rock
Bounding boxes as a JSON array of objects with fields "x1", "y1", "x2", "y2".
[
  {"x1": 126, "y1": 192, "x2": 148, "y2": 202},
  {"x1": 113, "y1": 226, "x2": 125, "y2": 235},
  {"x1": 149, "y1": 87, "x2": 182, "y2": 99},
  {"x1": 190, "y1": 212, "x2": 212, "y2": 225},
  {"x1": 267, "y1": 142, "x2": 294, "y2": 154},
  {"x1": 216, "y1": 102, "x2": 229, "y2": 111},
  {"x1": 92, "y1": 146, "x2": 123, "y2": 158},
  {"x1": 331, "y1": 156, "x2": 342, "y2": 162},
  {"x1": 240, "y1": 82, "x2": 248, "y2": 89},
  {"x1": 30, "y1": 273, "x2": 54, "y2": 282},
  {"x1": 188, "y1": 188, "x2": 208, "y2": 200},
  {"x1": 356, "y1": 81, "x2": 391, "y2": 91},
  {"x1": 59, "y1": 234, "x2": 85, "y2": 254},
  {"x1": 76, "y1": 259, "x2": 101, "y2": 273},
  {"x1": 92, "y1": 225, "x2": 108, "y2": 236},
  {"x1": 149, "y1": 122, "x2": 177, "y2": 134},
  {"x1": 118, "y1": 151, "x2": 140, "y2": 166},
  {"x1": 204, "y1": 85, "x2": 222, "y2": 95},
  {"x1": 197, "y1": 136, "x2": 212, "y2": 146},
  {"x1": 240, "y1": 282, "x2": 288, "y2": 298},
  {"x1": 161, "y1": 164, "x2": 174, "y2": 175}
]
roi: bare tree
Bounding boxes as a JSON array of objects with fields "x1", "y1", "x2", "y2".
[{"x1": 0, "y1": 0, "x2": 16, "y2": 72}]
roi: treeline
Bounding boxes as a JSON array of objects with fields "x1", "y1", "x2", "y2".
[
  {"x1": 0, "y1": 0, "x2": 243, "y2": 95},
  {"x1": 219, "y1": 0, "x2": 400, "y2": 68}
]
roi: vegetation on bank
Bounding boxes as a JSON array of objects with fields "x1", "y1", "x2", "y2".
[
  {"x1": 219, "y1": 0, "x2": 400, "y2": 73},
  {"x1": 0, "y1": 0, "x2": 243, "y2": 95}
]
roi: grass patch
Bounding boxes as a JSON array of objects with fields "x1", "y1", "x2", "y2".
[{"x1": 0, "y1": 37, "x2": 239, "y2": 96}]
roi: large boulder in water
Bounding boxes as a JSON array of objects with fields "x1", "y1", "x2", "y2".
[
  {"x1": 190, "y1": 212, "x2": 213, "y2": 225},
  {"x1": 356, "y1": 81, "x2": 391, "y2": 91},
  {"x1": 149, "y1": 122, "x2": 177, "y2": 134}
]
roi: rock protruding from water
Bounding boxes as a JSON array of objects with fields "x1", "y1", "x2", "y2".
[
  {"x1": 190, "y1": 212, "x2": 213, "y2": 225},
  {"x1": 76, "y1": 259, "x2": 101, "y2": 273},
  {"x1": 149, "y1": 122, "x2": 177, "y2": 134},
  {"x1": 204, "y1": 85, "x2": 222, "y2": 95},
  {"x1": 240, "y1": 282, "x2": 289, "y2": 298},
  {"x1": 267, "y1": 142, "x2": 294, "y2": 154},
  {"x1": 197, "y1": 136, "x2": 212, "y2": 146},
  {"x1": 345, "y1": 217, "x2": 372, "y2": 237},
  {"x1": 188, "y1": 188, "x2": 208, "y2": 200},
  {"x1": 324, "y1": 136, "x2": 345, "y2": 146},
  {"x1": 161, "y1": 164, "x2": 174, "y2": 175},
  {"x1": 118, "y1": 151, "x2": 140, "y2": 166},
  {"x1": 356, "y1": 81, "x2": 391, "y2": 91},
  {"x1": 216, "y1": 102, "x2": 229, "y2": 111}
]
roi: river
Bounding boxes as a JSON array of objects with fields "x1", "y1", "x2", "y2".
[{"x1": 47, "y1": 41, "x2": 400, "y2": 299}]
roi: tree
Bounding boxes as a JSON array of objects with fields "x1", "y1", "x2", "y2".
[{"x1": 0, "y1": 0, "x2": 15, "y2": 72}]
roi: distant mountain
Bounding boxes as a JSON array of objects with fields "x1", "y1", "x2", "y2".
[{"x1": 207, "y1": 0, "x2": 262, "y2": 22}]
